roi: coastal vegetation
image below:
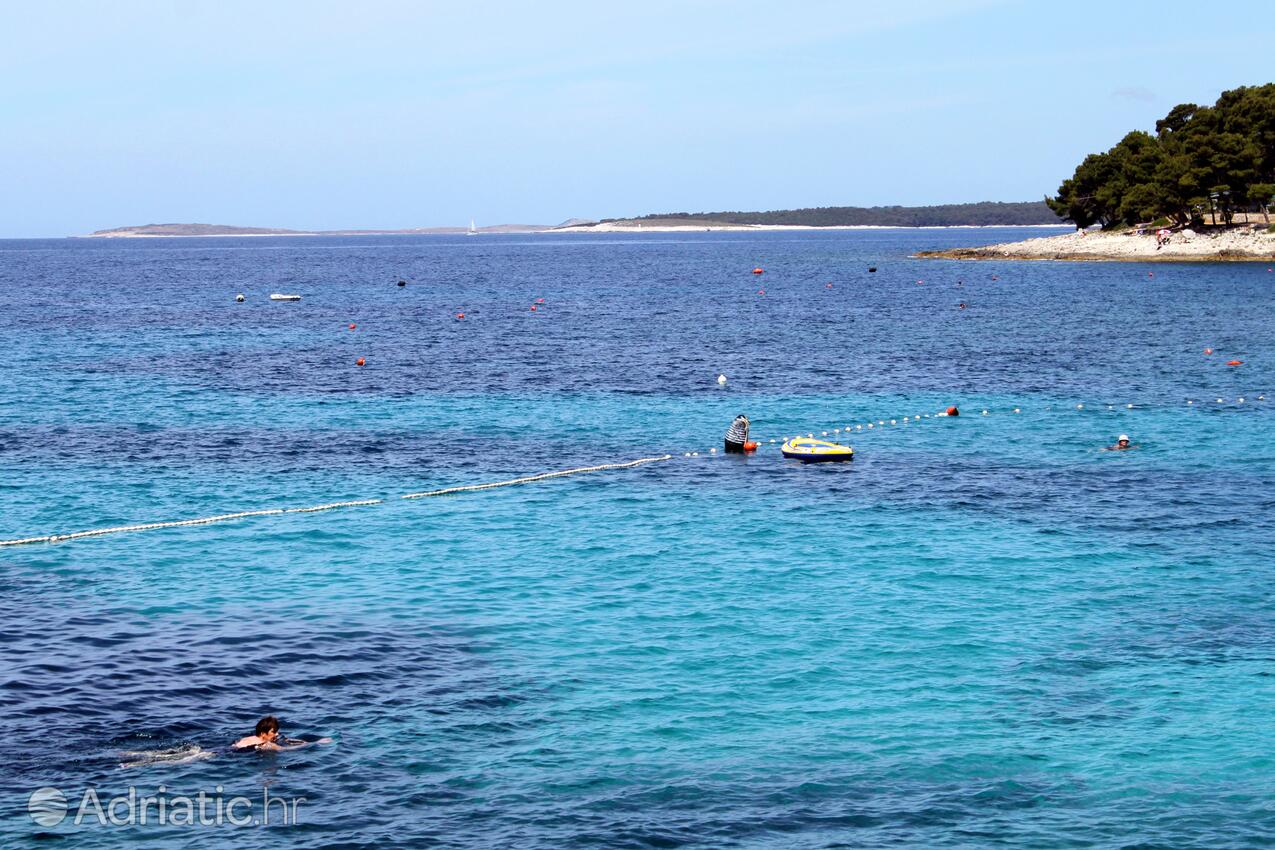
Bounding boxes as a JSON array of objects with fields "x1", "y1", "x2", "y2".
[
  {"x1": 615, "y1": 201, "x2": 1057, "y2": 228},
  {"x1": 1047, "y1": 84, "x2": 1275, "y2": 229}
]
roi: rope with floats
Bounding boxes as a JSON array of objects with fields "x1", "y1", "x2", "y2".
[
  {"x1": 0, "y1": 456, "x2": 673, "y2": 549},
  {"x1": 3, "y1": 392, "x2": 1268, "y2": 544}
]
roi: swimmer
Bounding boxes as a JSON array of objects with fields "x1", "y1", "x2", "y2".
[
  {"x1": 233, "y1": 716, "x2": 332, "y2": 752},
  {"x1": 1104, "y1": 434, "x2": 1137, "y2": 451},
  {"x1": 724, "y1": 414, "x2": 757, "y2": 454}
]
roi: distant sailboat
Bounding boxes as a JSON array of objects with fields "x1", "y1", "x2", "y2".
[{"x1": 466, "y1": 219, "x2": 478, "y2": 236}]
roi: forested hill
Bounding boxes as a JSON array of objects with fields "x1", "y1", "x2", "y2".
[{"x1": 619, "y1": 201, "x2": 1058, "y2": 227}]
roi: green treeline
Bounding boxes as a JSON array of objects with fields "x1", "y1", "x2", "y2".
[
  {"x1": 1048, "y1": 83, "x2": 1275, "y2": 228},
  {"x1": 621, "y1": 201, "x2": 1058, "y2": 227}
]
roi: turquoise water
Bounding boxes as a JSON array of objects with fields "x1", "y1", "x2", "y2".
[{"x1": 3, "y1": 230, "x2": 1275, "y2": 847}]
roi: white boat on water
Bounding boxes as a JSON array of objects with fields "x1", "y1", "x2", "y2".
[
  {"x1": 269, "y1": 293, "x2": 302, "y2": 301},
  {"x1": 466, "y1": 219, "x2": 478, "y2": 236}
]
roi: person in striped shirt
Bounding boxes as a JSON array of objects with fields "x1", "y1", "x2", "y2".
[{"x1": 724, "y1": 414, "x2": 752, "y2": 454}]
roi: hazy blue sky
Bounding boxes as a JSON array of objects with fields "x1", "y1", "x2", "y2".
[{"x1": 1, "y1": 1, "x2": 1270, "y2": 236}]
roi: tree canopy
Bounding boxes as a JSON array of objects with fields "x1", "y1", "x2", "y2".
[{"x1": 1047, "y1": 83, "x2": 1275, "y2": 228}]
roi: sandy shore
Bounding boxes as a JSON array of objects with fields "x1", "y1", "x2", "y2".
[{"x1": 917, "y1": 227, "x2": 1275, "y2": 262}]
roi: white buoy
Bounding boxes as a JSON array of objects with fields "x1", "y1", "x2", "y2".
[
  {"x1": 1239, "y1": 397, "x2": 1245, "y2": 403},
  {"x1": 822, "y1": 431, "x2": 828, "y2": 436},
  {"x1": 1107, "y1": 405, "x2": 1113, "y2": 410},
  {"x1": 710, "y1": 447, "x2": 717, "y2": 453},
  {"x1": 1217, "y1": 398, "x2": 1224, "y2": 403},
  {"x1": 878, "y1": 420, "x2": 884, "y2": 425},
  {"x1": 769, "y1": 439, "x2": 775, "y2": 443},
  {"x1": 684, "y1": 452, "x2": 691, "y2": 457},
  {"x1": 692, "y1": 452, "x2": 699, "y2": 456},
  {"x1": 982, "y1": 409, "x2": 988, "y2": 415},
  {"x1": 1126, "y1": 403, "x2": 1133, "y2": 409},
  {"x1": 1076, "y1": 403, "x2": 1084, "y2": 410},
  {"x1": 867, "y1": 423, "x2": 874, "y2": 429},
  {"x1": 1187, "y1": 400, "x2": 1194, "y2": 405},
  {"x1": 856, "y1": 424, "x2": 862, "y2": 430},
  {"x1": 833, "y1": 429, "x2": 840, "y2": 434},
  {"x1": 807, "y1": 433, "x2": 814, "y2": 438},
  {"x1": 235, "y1": 293, "x2": 245, "y2": 303},
  {"x1": 890, "y1": 419, "x2": 896, "y2": 425},
  {"x1": 716, "y1": 374, "x2": 727, "y2": 386},
  {"x1": 1013, "y1": 408, "x2": 1020, "y2": 413},
  {"x1": 1260, "y1": 396, "x2": 1266, "y2": 401}
]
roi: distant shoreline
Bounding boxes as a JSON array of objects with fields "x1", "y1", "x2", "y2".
[
  {"x1": 79, "y1": 223, "x2": 1070, "y2": 238},
  {"x1": 550, "y1": 223, "x2": 1065, "y2": 234}
]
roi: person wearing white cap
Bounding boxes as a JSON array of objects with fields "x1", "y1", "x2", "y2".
[{"x1": 1104, "y1": 434, "x2": 1136, "y2": 451}]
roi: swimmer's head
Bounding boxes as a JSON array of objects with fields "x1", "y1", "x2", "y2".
[
  {"x1": 255, "y1": 715, "x2": 280, "y2": 742},
  {"x1": 1118, "y1": 434, "x2": 1129, "y2": 445}
]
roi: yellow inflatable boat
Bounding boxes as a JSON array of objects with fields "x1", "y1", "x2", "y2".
[{"x1": 780, "y1": 436, "x2": 854, "y2": 463}]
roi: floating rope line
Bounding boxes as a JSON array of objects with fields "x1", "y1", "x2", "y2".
[
  {"x1": 5, "y1": 395, "x2": 1268, "y2": 541},
  {"x1": 0, "y1": 455, "x2": 673, "y2": 549},
  {"x1": 684, "y1": 394, "x2": 1269, "y2": 457},
  {"x1": 401, "y1": 455, "x2": 673, "y2": 499}
]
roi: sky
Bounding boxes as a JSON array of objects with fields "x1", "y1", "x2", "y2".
[{"x1": 1, "y1": 1, "x2": 1270, "y2": 236}]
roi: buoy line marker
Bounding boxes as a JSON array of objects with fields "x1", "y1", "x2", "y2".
[
  {"x1": 8, "y1": 393, "x2": 1269, "y2": 544},
  {"x1": 695, "y1": 394, "x2": 1269, "y2": 457},
  {"x1": 0, "y1": 455, "x2": 673, "y2": 549}
]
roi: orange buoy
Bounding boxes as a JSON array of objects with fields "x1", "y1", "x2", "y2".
[
  {"x1": 356, "y1": 357, "x2": 365, "y2": 366},
  {"x1": 456, "y1": 312, "x2": 465, "y2": 320},
  {"x1": 530, "y1": 305, "x2": 537, "y2": 311},
  {"x1": 757, "y1": 289, "x2": 765, "y2": 295},
  {"x1": 826, "y1": 283, "x2": 832, "y2": 288},
  {"x1": 946, "y1": 406, "x2": 959, "y2": 417},
  {"x1": 1228, "y1": 359, "x2": 1243, "y2": 366},
  {"x1": 1204, "y1": 348, "x2": 1213, "y2": 355},
  {"x1": 348, "y1": 323, "x2": 357, "y2": 330},
  {"x1": 752, "y1": 268, "x2": 764, "y2": 275},
  {"x1": 916, "y1": 279, "x2": 924, "y2": 285},
  {"x1": 536, "y1": 298, "x2": 545, "y2": 304}
]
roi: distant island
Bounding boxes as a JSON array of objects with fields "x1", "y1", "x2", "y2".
[
  {"x1": 82, "y1": 202, "x2": 1067, "y2": 239},
  {"x1": 551, "y1": 201, "x2": 1063, "y2": 231},
  {"x1": 84, "y1": 222, "x2": 557, "y2": 238},
  {"x1": 595, "y1": 201, "x2": 1059, "y2": 228}
]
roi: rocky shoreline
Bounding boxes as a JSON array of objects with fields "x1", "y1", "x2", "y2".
[{"x1": 917, "y1": 227, "x2": 1275, "y2": 262}]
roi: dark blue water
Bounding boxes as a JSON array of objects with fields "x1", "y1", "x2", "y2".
[{"x1": 3, "y1": 230, "x2": 1274, "y2": 847}]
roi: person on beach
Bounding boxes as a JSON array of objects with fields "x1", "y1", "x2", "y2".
[
  {"x1": 233, "y1": 716, "x2": 332, "y2": 752},
  {"x1": 1104, "y1": 434, "x2": 1137, "y2": 451},
  {"x1": 724, "y1": 414, "x2": 755, "y2": 454}
]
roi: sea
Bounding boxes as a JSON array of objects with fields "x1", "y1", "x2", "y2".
[{"x1": 2, "y1": 228, "x2": 1273, "y2": 848}]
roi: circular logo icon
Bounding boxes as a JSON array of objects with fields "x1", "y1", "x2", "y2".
[{"x1": 28, "y1": 787, "x2": 68, "y2": 827}]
